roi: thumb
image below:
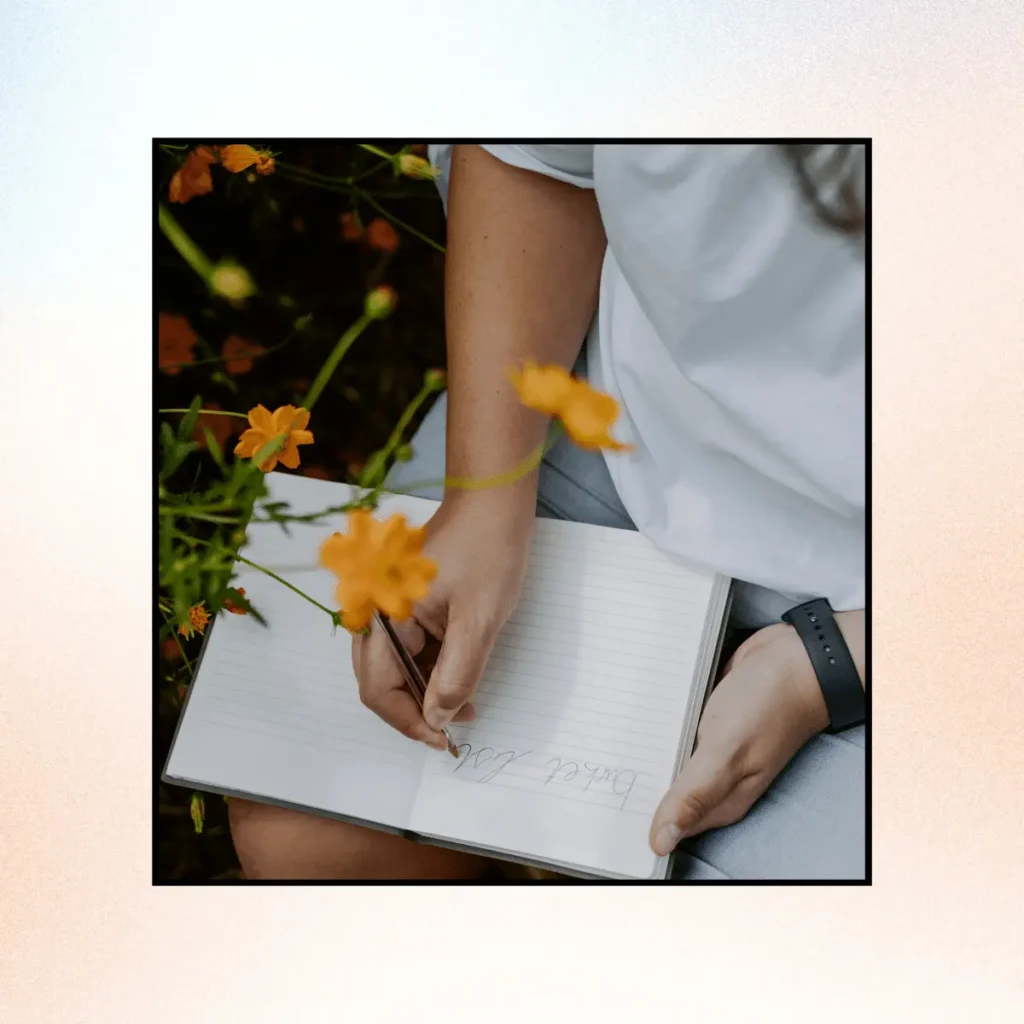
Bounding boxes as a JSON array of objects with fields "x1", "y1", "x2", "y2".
[
  {"x1": 422, "y1": 615, "x2": 492, "y2": 731},
  {"x1": 649, "y1": 741, "x2": 740, "y2": 856}
]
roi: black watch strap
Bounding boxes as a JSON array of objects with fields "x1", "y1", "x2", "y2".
[{"x1": 782, "y1": 598, "x2": 865, "y2": 733}]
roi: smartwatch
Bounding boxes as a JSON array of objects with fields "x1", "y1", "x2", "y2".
[{"x1": 782, "y1": 598, "x2": 865, "y2": 733}]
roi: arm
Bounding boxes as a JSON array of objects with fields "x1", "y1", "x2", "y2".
[
  {"x1": 443, "y1": 144, "x2": 606, "y2": 508},
  {"x1": 353, "y1": 146, "x2": 608, "y2": 742}
]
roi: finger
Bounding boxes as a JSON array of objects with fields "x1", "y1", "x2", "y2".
[
  {"x1": 422, "y1": 614, "x2": 493, "y2": 731},
  {"x1": 354, "y1": 620, "x2": 446, "y2": 749},
  {"x1": 649, "y1": 740, "x2": 744, "y2": 855}
]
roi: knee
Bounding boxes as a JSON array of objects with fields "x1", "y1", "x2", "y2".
[
  {"x1": 228, "y1": 798, "x2": 367, "y2": 879},
  {"x1": 228, "y1": 798, "x2": 485, "y2": 880}
]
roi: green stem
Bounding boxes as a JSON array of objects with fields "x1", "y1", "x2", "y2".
[
  {"x1": 159, "y1": 408, "x2": 251, "y2": 419},
  {"x1": 358, "y1": 382, "x2": 436, "y2": 490},
  {"x1": 276, "y1": 161, "x2": 356, "y2": 188},
  {"x1": 158, "y1": 317, "x2": 311, "y2": 372},
  {"x1": 351, "y1": 187, "x2": 446, "y2": 253},
  {"x1": 358, "y1": 144, "x2": 397, "y2": 163},
  {"x1": 158, "y1": 204, "x2": 215, "y2": 283},
  {"x1": 160, "y1": 607, "x2": 194, "y2": 674},
  {"x1": 394, "y1": 424, "x2": 561, "y2": 495},
  {"x1": 234, "y1": 553, "x2": 336, "y2": 621},
  {"x1": 162, "y1": 507, "x2": 243, "y2": 525},
  {"x1": 301, "y1": 315, "x2": 372, "y2": 412}
]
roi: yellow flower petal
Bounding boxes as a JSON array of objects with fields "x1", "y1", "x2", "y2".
[
  {"x1": 247, "y1": 404, "x2": 274, "y2": 433},
  {"x1": 220, "y1": 144, "x2": 259, "y2": 173},
  {"x1": 509, "y1": 362, "x2": 575, "y2": 417}
]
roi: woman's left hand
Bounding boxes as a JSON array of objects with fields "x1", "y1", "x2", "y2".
[{"x1": 649, "y1": 611, "x2": 864, "y2": 856}]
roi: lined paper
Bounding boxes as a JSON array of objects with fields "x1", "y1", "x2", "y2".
[
  {"x1": 165, "y1": 473, "x2": 725, "y2": 879},
  {"x1": 411, "y1": 517, "x2": 715, "y2": 879}
]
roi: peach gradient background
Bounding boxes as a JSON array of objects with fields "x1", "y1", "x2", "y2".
[{"x1": 2, "y1": 1, "x2": 1023, "y2": 1021}]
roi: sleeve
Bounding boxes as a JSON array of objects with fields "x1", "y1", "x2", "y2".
[{"x1": 427, "y1": 144, "x2": 595, "y2": 212}]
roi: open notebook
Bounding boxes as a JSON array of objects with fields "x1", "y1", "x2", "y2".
[{"x1": 164, "y1": 472, "x2": 731, "y2": 879}]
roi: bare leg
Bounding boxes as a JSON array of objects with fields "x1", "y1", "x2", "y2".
[{"x1": 228, "y1": 799, "x2": 489, "y2": 880}]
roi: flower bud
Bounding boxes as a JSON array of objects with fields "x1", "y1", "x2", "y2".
[
  {"x1": 398, "y1": 154, "x2": 440, "y2": 180},
  {"x1": 424, "y1": 368, "x2": 446, "y2": 390},
  {"x1": 395, "y1": 443, "x2": 414, "y2": 462},
  {"x1": 210, "y1": 262, "x2": 256, "y2": 302},
  {"x1": 365, "y1": 286, "x2": 398, "y2": 320}
]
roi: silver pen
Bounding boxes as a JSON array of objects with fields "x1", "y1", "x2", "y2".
[{"x1": 373, "y1": 611, "x2": 460, "y2": 758}]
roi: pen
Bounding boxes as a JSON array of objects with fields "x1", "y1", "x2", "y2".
[{"x1": 373, "y1": 611, "x2": 460, "y2": 758}]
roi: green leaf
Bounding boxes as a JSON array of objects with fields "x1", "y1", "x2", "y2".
[
  {"x1": 204, "y1": 427, "x2": 227, "y2": 473},
  {"x1": 178, "y1": 395, "x2": 203, "y2": 442},
  {"x1": 160, "y1": 421, "x2": 176, "y2": 453}
]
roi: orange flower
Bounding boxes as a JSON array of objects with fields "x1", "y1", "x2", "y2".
[
  {"x1": 340, "y1": 212, "x2": 363, "y2": 240},
  {"x1": 222, "y1": 587, "x2": 248, "y2": 614},
  {"x1": 366, "y1": 218, "x2": 399, "y2": 253},
  {"x1": 319, "y1": 510, "x2": 437, "y2": 630},
  {"x1": 158, "y1": 313, "x2": 197, "y2": 374},
  {"x1": 169, "y1": 146, "x2": 217, "y2": 203},
  {"x1": 233, "y1": 404, "x2": 314, "y2": 472},
  {"x1": 221, "y1": 335, "x2": 265, "y2": 374},
  {"x1": 509, "y1": 362, "x2": 633, "y2": 452},
  {"x1": 178, "y1": 602, "x2": 211, "y2": 639},
  {"x1": 220, "y1": 144, "x2": 275, "y2": 175},
  {"x1": 192, "y1": 401, "x2": 238, "y2": 450}
]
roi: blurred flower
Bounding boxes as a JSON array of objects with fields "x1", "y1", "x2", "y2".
[
  {"x1": 220, "y1": 144, "x2": 275, "y2": 175},
  {"x1": 190, "y1": 793, "x2": 205, "y2": 834},
  {"x1": 222, "y1": 587, "x2": 248, "y2": 614},
  {"x1": 158, "y1": 313, "x2": 197, "y2": 375},
  {"x1": 161, "y1": 637, "x2": 182, "y2": 662},
  {"x1": 319, "y1": 510, "x2": 437, "y2": 630},
  {"x1": 365, "y1": 285, "x2": 397, "y2": 320},
  {"x1": 366, "y1": 218, "x2": 399, "y2": 253},
  {"x1": 169, "y1": 146, "x2": 217, "y2": 203},
  {"x1": 398, "y1": 154, "x2": 440, "y2": 180},
  {"x1": 409, "y1": 144, "x2": 428, "y2": 156},
  {"x1": 291, "y1": 215, "x2": 305, "y2": 233},
  {"x1": 340, "y1": 212, "x2": 363, "y2": 240},
  {"x1": 178, "y1": 602, "x2": 211, "y2": 639},
  {"x1": 423, "y1": 368, "x2": 446, "y2": 390},
  {"x1": 177, "y1": 682, "x2": 189, "y2": 703},
  {"x1": 233, "y1": 404, "x2": 314, "y2": 472},
  {"x1": 210, "y1": 261, "x2": 256, "y2": 302},
  {"x1": 221, "y1": 335, "x2": 265, "y2": 374},
  {"x1": 192, "y1": 401, "x2": 237, "y2": 450},
  {"x1": 302, "y1": 465, "x2": 331, "y2": 480},
  {"x1": 509, "y1": 362, "x2": 633, "y2": 452}
]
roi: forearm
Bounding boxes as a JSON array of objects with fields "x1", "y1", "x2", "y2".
[{"x1": 443, "y1": 145, "x2": 606, "y2": 505}]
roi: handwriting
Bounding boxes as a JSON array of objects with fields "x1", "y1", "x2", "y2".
[
  {"x1": 546, "y1": 757, "x2": 638, "y2": 808},
  {"x1": 454, "y1": 743, "x2": 533, "y2": 783},
  {"x1": 451, "y1": 744, "x2": 639, "y2": 810}
]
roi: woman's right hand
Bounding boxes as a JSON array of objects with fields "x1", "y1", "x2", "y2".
[{"x1": 351, "y1": 485, "x2": 536, "y2": 748}]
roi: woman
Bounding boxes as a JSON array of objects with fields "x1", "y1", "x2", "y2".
[{"x1": 230, "y1": 143, "x2": 866, "y2": 880}]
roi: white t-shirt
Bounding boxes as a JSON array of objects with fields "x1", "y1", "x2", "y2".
[{"x1": 429, "y1": 144, "x2": 865, "y2": 628}]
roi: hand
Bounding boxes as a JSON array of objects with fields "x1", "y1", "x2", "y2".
[
  {"x1": 351, "y1": 488, "x2": 536, "y2": 748},
  {"x1": 649, "y1": 611, "x2": 865, "y2": 856}
]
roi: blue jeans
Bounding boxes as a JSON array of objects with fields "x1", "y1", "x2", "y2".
[{"x1": 387, "y1": 391, "x2": 866, "y2": 880}]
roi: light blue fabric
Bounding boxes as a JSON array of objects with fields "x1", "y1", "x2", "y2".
[{"x1": 387, "y1": 393, "x2": 866, "y2": 881}]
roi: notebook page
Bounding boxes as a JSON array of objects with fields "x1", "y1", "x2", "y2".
[
  {"x1": 410, "y1": 517, "x2": 716, "y2": 879},
  {"x1": 164, "y1": 477, "x2": 437, "y2": 831}
]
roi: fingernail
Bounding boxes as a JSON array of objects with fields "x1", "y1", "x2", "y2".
[
  {"x1": 655, "y1": 824, "x2": 683, "y2": 855},
  {"x1": 428, "y1": 735, "x2": 448, "y2": 752}
]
